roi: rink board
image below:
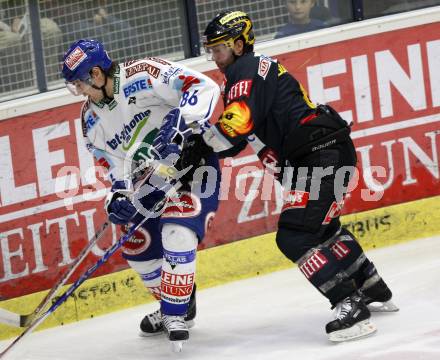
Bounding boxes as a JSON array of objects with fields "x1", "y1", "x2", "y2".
[{"x1": 0, "y1": 194, "x2": 439, "y2": 339}]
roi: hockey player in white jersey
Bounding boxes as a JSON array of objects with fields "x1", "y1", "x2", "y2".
[{"x1": 61, "y1": 39, "x2": 221, "y2": 351}]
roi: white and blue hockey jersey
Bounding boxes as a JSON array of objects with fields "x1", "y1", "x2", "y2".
[{"x1": 80, "y1": 57, "x2": 220, "y2": 188}]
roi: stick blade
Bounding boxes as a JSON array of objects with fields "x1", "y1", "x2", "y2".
[{"x1": 0, "y1": 308, "x2": 21, "y2": 328}]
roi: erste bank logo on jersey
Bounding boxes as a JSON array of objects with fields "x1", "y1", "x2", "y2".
[{"x1": 122, "y1": 78, "x2": 152, "y2": 98}]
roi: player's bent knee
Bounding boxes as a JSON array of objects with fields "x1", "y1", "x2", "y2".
[
  {"x1": 276, "y1": 226, "x2": 317, "y2": 263},
  {"x1": 127, "y1": 258, "x2": 162, "y2": 299},
  {"x1": 162, "y1": 223, "x2": 198, "y2": 251},
  {"x1": 127, "y1": 258, "x2": 162, "y2": 275}
]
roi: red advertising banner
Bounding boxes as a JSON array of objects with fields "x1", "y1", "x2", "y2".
[{"x1": 1, "y1": 22, "x2": 439, "y2": 300}]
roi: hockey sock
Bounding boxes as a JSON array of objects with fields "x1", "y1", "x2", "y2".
[
  {"x1": 127, "y1": 258, "x2": 162, "y2": 300},
  {"x1": 297, "y1": 247, "x2": 357, "y2": 306},
  {"x1": 325, "y1": 228, "x2": 375, "y2": 289},
  {"x1": 160, "y1": 224, "x2": 197, "y2": 316}
]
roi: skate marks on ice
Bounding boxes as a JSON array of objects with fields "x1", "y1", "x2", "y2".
[{"x1": 1, "y1": 236, "x2": 439, "y2": 360}]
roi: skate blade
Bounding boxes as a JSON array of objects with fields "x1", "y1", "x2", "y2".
[
  {"x1": 186, "y1": 319, "x2": 195, "y2": 328},
  {"x1": 171, "y1": 340, "x2": 186, "y2": 353},
  {"x1": 139, "y1": 320, "x2": 195, "y2": 337},
  {"x1": 368, "y1": 300, "x2": 399, "y2": 312},
  {"x1": 328, "y1": 319, "x2": 377, "y2": 342},
  {"x1": 139, "y1": 330, "x2": 164, "y2": 338}
]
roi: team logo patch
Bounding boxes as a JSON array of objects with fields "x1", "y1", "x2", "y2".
[
  {"x1": 258, "y1": 56, "x2": 272, "y2": 80},
  {"x1": 162, "y1": 192, "x2": 201, "y2": 218},
  {"x1": 120, "y1": 225, "x2": 151, "y2": 256},
  {"x1": 282, "y1": 190, "x2": 309, "y2": 211},
  {"x1": 65, "y1": 46, "x2": 87, "y2": 70},
  {"x1": 219, "y1": 101, "x2": 253, "y2": 138}
]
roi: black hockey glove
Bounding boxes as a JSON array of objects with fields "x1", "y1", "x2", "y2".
[
  {"x1": 257, "y1": 145, "x2": 282, "y2": 181},
  {"x1": 176, "y1": 134, "x2": 213, "y2": 184},
  {"x1": 180, "y1": 134, "x2": 213, "y2": 169}
]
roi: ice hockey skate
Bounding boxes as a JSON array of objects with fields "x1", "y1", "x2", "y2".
[
  {"x1": 163, "y1": 315, "x2": 189, "y2": 352},
  {"x1": 326, "y1": 293, "x2": 377, "y2": 342},
  {"x1": 361, "y1": 277, "x2": 399, "y2": 313},
  {"x1": 139, "y1": 285, "x2": 196, "y2": 336}
]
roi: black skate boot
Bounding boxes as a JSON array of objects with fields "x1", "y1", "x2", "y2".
[
  {"x1": 139, "y1": 284, "x2": 196, "y2": 336},
  {"x1": 360, "y1": 267, "x2": 399, "y2": 312},
  {"x1": 326, "y1": 293, "x2": 377, "y2": 342},
  {"x1": 163, "y1": 315, "x2": 188, "y2": 352}
]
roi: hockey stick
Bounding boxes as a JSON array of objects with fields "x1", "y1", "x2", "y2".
[
  {"x1": 0, "y1": 179, "x2": 181, "y2": 359},
  {"x1": 0, "y1": 221, "x2": 110, "y2": 328},
  {"x1": 0, "y1": 309, "x2": 22, "y2": 328}
]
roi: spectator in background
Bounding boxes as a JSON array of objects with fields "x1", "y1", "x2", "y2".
[
  {"x1": 58, "y1": 2, "x2": 134, "y2": 58},
  {"x1": 9, "y1": 12, "x2": 62, "y2": 81},
  {"x1": 0, "y1": 18, "x2": 20, "y2": 50},
  {"x1": 0, "y1": 5, "x2": 21, "y2": 50},
  {"x1": 275, "y1": 0, "x2": 325, "y2": 39},
  {"x1": 93, "y1": 5, "x2": 135, "y2": 55}
]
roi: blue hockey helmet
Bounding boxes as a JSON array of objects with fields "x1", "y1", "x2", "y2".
[{"x1": 62, "y1": 39, "x2": 112, "y2": 83}]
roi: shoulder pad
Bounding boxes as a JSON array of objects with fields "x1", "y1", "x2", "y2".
[{"x1": 226, "y1": 53, "x2": 259, "y2": 81}]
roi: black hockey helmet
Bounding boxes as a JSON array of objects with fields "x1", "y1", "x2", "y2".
[{"x1": 203, "y1": 11, "x2": 255, "y2": 52}]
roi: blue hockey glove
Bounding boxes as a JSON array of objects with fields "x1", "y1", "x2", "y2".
[
  {"x1": 107, "y1": 194, "x2": 137, "y2": 224},
  {"x1": 105, "y1": 181, "x2": 137, "y2": 225},
  {"x1": 153, "y1": 108, "x2": 192, "y2": 163}
]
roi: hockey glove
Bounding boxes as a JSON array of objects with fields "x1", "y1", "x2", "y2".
[
  {"x1": 257, "y1": 146, "x2": 281, "y2": 181},
  {"x1": 105, "y1": 181, "x2": 137, "y2": 225},
  {"x1": 180, "y1": 134, "x2": 213, "y2": 169},
  {"x1": 107, "y1": 195, "x2": 137, "y2": 225},
  {"x1": 153, "y1": 108, "x2": 192, "y2": 165}
]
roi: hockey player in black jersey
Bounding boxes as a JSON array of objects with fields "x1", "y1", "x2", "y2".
[{"x1": 198, "y1": 10, "x2": 398, "y2": 342}]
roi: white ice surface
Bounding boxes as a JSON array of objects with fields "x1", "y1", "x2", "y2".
[{"x1": 1, "y1": 236, "x2": 440, "y2": 360}]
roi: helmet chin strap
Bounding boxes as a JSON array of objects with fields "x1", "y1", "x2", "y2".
[{"x1": 91, "y1": 73, "x2": 113, "y2": 103}]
